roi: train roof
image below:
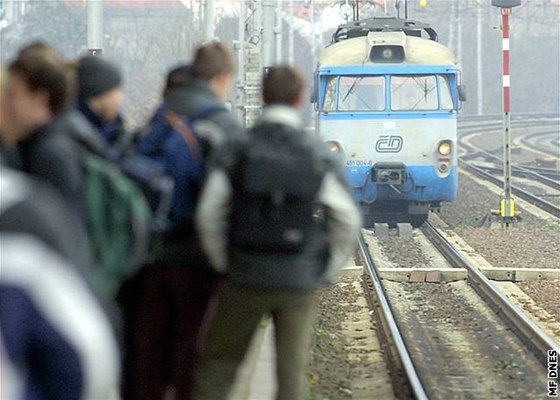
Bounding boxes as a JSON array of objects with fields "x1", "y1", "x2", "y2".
[
  {"x1": 331, "y1": 17, "x2": 438, "y2": 43},
  {"x1": 318, "y1": 31, "x2": 456, "y2": 67}
]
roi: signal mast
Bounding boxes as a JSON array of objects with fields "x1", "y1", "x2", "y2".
[{"x1": 491, "y1": 0, "x2": 521, "y2": 227}]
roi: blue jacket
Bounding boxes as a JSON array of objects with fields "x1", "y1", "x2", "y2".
[
  {"x1": 137, "y1": 106, "x2": 203, "y2": 229},
  {"x1": 0, "y1": 234, "x2": 119, "y2": 400}
]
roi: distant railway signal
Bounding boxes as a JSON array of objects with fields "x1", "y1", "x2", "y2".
[{"x1": 491, "y1": 0, "x2": 521, "y2": 227}]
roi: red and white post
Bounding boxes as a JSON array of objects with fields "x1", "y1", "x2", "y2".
[{"x1": 500, "y1": 7, "x2": 516, "y2": 224}]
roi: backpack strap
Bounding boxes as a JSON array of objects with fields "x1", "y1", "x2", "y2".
[
  {"x1": 164, "y1": 103, "x2": 226, "y2": 161},
  {"x1": 165, "y1": 110, "x2": 202, "y2": 161}
]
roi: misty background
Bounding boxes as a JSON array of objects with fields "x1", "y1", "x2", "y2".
[{"x1": 1, "y1": 0, "x2": 558, "y2": 128}]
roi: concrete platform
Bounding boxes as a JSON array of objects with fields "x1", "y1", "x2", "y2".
[
  {"x1": 229, "y1": 319, "x2": 276, "y2": 400},
  {"x1": 378, "y1": 267, "x2": 560, "y2": 282}
]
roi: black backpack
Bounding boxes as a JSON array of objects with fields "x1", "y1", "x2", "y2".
[{"x1": 229, "y1": 123, "x2": 327, "y2": 254}]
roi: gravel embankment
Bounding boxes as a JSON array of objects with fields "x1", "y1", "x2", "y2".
[
  {"x1": 376, "y1": 234, "x2": 431, "y2": 268},
  {"x1": 439, "y1": 171, "x2": 560, "y2": 323},
  {"x1": 440, "y1": 172, "x2": 559, "y2": 269},
  {"x1": 308, "y1": 271, "x2": 394, "y2": 400},
  {"x1": 516, "y1": 281, "x2": 560, "y2": 322}
]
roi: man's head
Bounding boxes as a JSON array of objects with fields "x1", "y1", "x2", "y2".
[
  {"x1": 190, "y1": 42, "x2": 235, "y2": 102},
  {"x1": 3, "y1": 48, "x2": 70, "y2": 144},
  {"x1": 262, "y1": 66, "x2": 305, "y2": 109},
  {"x1": 77, "y1": 56, "x2": 123, "y2": 122},
  {"x1": 17, "y1": 41, "x2": 60, "y2": 59},
  {"x1": 163, "y1": 64, "x2": 190, "y2": 99}
]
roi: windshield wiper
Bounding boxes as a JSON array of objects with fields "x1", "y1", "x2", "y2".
[{"x1": 342, "y1": 77, "x2": 364, "y2": 103}]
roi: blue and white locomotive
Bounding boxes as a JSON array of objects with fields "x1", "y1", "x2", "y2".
[{"x1": 314, "y1": 18, "x2": 464, "y2": 227}]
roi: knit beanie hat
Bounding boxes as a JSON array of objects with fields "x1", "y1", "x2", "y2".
[{"x1": 77, "y1": 56, "x2": 122, "y2": 99}]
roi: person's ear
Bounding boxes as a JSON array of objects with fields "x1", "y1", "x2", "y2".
[{"x1": 293, "y1": 89, "x2": 305, "y2": 109}]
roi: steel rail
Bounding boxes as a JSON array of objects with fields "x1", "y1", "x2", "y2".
[
  {"x1": 521, "y1": 130, "x2": 560, "y2": 158},
  {"x1": 358, "y1": 234, "x2": 429, "y2": 400},
  {"x1": 458, "y1": 120, "x2": 560, "y2": 204},
  {"x1": 521, "y1": 165, "x2": 560, "y2": 180},
  {"x1": 458, "y1": 159, "x2": 560, "y2": 218},
  {"x1": 460, "y1": 159, "x2": 560, "y2": 191},
  {"x1": 422, "y1": 221, "x2": 560, "y2": 366}
]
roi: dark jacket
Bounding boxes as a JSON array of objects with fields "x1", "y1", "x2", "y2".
[
  {"x1": 0, "y1": 167, "x2": 91, "y2": 281},
  {"x1": 196, "y1": 105, "x2": 362, "y2": 290},
  {"x1": 165, "y1": 77, "x2": 244, "y2": 142},
  {"x1": 17, "y1": 114, "x2": 86, "y2": 218},
  {"x1": 0, "y1": 166, "x2": 125, "y2": 334},
  {"x1": 0, "y1": 143, "x2": 21, "y2": 169},
  {"x1": 78, "y1": 99, "x2": 126, "y2": 146},
  {"x1": 148, "y1": 76, "x2": 245, "y2": 266}
]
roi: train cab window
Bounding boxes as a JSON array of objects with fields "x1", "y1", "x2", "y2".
[
  {"x1": 323, "y1": 76, "x2": 337, "y2": 112},
  {"x1": 338, "y1": 76, "x2": 385, "y2": 112},
  {"x1": 391, "y1": 75, "x2": 438, "y2": 111},
  {"x1": 438, "y1": 75, "x2": 454, "y2": 110}
]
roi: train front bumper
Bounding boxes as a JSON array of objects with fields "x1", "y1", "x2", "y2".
[{"x1": 347, "y1": 164, "x2": 458, "y2": 204}]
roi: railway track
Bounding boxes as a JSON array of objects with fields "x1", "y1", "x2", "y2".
[
  {"x1": 459, "y1": 159, "x2": 560, "y2": 218},
  {"x1": 520, "y1": 130, "x2": 560, "y2": 158},
  {"x1": 358, "y1": 222, "x2": 559, "y2": 399},
  {"x1": 458, "y1": 116, "x2": 560, "y2": 218}
]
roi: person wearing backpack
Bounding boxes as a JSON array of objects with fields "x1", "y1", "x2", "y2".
[
  {"x1": 121, "y1": 43, "x2": 245, "y2": 400},
  {"x1": 192, "y1": 66, "x2": 362, "y2": 400},
  {"x1": 3, "y1": 44, "x2": 154, "y2": 332},
  {"x1": 1, "y1": 67, "x2": 120, "y2": 399}
]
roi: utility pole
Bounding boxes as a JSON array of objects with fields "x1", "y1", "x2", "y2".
[
  {"x1": 448, "y1": 1, "x2": 454, "y2": 51},
  {"x1": 239, "y1": 1, "x2": 264, "y2": 128},
  {"x1": 456, "y1": 2, "x2": 462, "y2": 63},
  {"x1": 274, "y1": 0, "x2": 282, "y2": 63},
  {"x1": 234, "y1": 0, "x2": 246, "y2": 121},
  {"x1": 262, "y1": 0, "x2": 275, "y2": 67},
  {"x1": 87, "y1": 0, "x2": 103, "y2": 56},
  {"x1": 288, "y1": 0, "x2": 294, "y2": 64},
  {"x1": 404, "y1": 0, "x2": 408, "y2": 19},
  {"x1": 477, "y1": 1, "x2": 483, "y2": 115},
  {"x1": 491, "y1": 0, "x2": 521, "y2": 227},
  {"x1": 203, "y1": 0, "x2": 214, "y2": 42},
  {"x1": 310, "y1": 0, "x2": 315, "y2": 70}
]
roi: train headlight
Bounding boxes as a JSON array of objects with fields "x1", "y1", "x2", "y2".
[
  {"x1": 326, "y1": 141, "x2": 345, "y2": 159},
  {"x1": 328, "y1": 141, "x2": 340, "y2": 154},
  {"x1": 369, "y1": 45, "x2": 405, "y2": 63},
  {"x1": 438, "y1": 141, "x2": 452, "y2": 156}
]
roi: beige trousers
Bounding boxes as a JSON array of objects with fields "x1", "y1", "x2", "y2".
[{"x1": 192, "y1": 281, "x2": 317, "y2": 400}]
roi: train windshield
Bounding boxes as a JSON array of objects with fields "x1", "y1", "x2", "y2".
[
  {"x1": 321, "y1": 74, "x2": 455, "y2": 112},
  {"x1": 390, "y1": 75, "x2": 453, "y2": 111},
  {"x1": 323, "y1": 76, "x2": 386, "y2": 112}
]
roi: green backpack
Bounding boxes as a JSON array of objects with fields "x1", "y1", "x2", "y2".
[{"x1": 74, "y1": 129, "x2": 152, "y2": 299}]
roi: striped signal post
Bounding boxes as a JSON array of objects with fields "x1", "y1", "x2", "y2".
[
  {"x1": 501, "y1": 7, "x2": 514, "y2": 224},
  {"x1": 492, "y1": 0, "x2": 520, "y2": 226}
]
